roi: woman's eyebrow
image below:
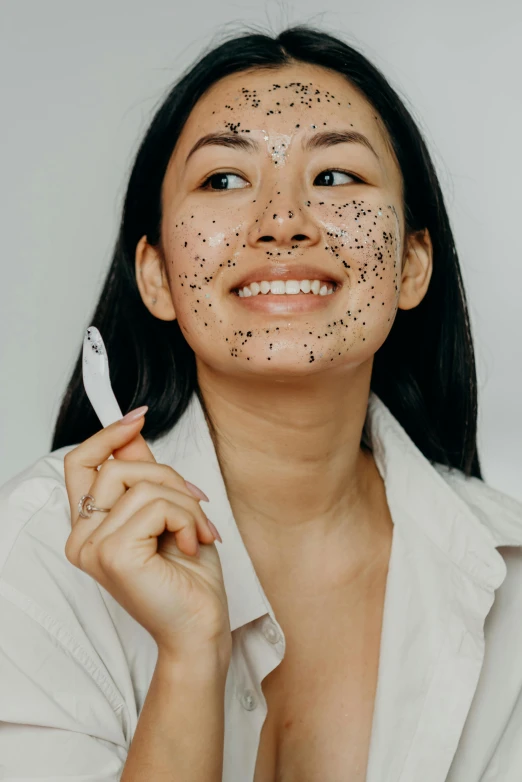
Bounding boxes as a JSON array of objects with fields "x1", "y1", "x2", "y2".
[
  {"x1": 185, "y1": 129, "x2": 380, "y2": 164},
  {"x1": 185, "y1": 132, "x2": 257, "y2": 164},
  {"x1": 306, "y1": 130, "x2": 380, "y2": 162}
]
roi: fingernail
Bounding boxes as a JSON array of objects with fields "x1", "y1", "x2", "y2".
[
  {"x1": 120, "y1": 406, "x2": 149, "y2": 425},
  {"x1": 184, "y1": 480, "x2": 210, "y2": 502},
  {"x1": 207, "y1": 519, "x2": 223, "y2": 543}
]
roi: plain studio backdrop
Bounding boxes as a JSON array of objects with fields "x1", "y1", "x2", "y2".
[{"x1": 0, "y1": 0, "x2": 520, "y2": 499}]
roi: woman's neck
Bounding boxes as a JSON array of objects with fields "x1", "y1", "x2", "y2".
[{"x1": 197, "y1": 362, "x2": 388, "y2": 570}]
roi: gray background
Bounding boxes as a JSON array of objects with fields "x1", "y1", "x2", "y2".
[{"x1": 1, "y1": 0, "x2": 520, "y2": 499}]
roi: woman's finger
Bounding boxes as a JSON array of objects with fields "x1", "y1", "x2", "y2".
[
  {"x1": 76, "y1": 496, "x2": 204, "y2": 580},
  {"x1": 74, "y1": 458, "x2": 206, "y2": 525},
  {"x1": 64, "y1": 411, "x2": 153, "y2": 529},
  {"x1": 66, "y1": 479, "x2": 216, "y2": 566}
]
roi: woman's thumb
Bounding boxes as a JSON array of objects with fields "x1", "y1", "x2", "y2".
[
  {"x1": 112, "y1": 412, "x2": 156, "y2": 463},
  {"x1": 113, "y1": 429, "x2": 156, "y2": 463}
]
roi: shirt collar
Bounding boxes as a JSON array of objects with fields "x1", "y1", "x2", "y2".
[{"x1": 148, "y1": 389, "x2": 520, "y2": 632}]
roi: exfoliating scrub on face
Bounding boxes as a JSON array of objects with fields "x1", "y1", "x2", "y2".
[{"x1": 155, "y1": 66, "x2": 403, "y2": 374}]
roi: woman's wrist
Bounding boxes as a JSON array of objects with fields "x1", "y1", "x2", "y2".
[{"x1": 156, "y1": 639, "x2": 232, "y2": 681}]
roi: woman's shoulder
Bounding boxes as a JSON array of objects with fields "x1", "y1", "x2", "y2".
[
  {"x1": 0, "y1": 447, "x2": 157, "y2": 746},
  {"x1": 0, "y1": 444, "x2": 114, "y2": 641},
  {"x1": 0, "y1": 445, "x2": 76, "y2": 573},
  {"x1": 0, "y1": 447, "x2": 137, "y2": 769},
  {"x1": 433, "y1": 461, "x2": 522, "y2": 548}
]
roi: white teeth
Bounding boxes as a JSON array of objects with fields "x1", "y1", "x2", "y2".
[
  {"x1": 270, "y1": 280, "x2": 288, "y2": 295},
  {"x1": 237, "y1": 279, "x2": 336, "y2": 297}
]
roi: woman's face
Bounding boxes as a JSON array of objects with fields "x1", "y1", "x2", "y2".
[{"x1": 152, "y1": 63, "x2": 416, "y2": 379}]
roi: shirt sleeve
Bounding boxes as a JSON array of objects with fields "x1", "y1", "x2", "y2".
[
  {"x1": 0, "y1": 726, "x2": 125, "y2": 782},
  {"x1": 0, "y1": 580, "x2": 128, "y2": 781},
  {"x1": 0, "y1": 470, "x2": 134, "y2": 781}
]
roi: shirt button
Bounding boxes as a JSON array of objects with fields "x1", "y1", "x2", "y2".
[
  {"x1": 240, "y1": 689, "x2": 258, "y2": 711},
  {"x1": 262, "y1": 619, "x2": 281, "y2": 644}
]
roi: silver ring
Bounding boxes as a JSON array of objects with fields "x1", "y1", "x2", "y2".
[{"x1": 78, "y1": 494, "x2": 111, "y2": 518}]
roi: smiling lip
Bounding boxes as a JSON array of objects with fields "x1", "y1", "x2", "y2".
[
  {"x1": 230, "y1": 263, "x2": 343, "y2": 292},
  {"x1": 231, "y1": 284, "x2": 340, "y2": 314}
]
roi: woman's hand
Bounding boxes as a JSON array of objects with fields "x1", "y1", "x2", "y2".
[{"x1": 63, "y1": 409, "x2": 232, "y2": 662}]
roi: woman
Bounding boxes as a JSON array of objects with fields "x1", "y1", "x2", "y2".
[{"x1": 1, "y1": 24, "x2": 521, "y2": 782}]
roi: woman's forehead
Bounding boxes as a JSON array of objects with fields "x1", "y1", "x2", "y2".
[
  {"x1": 170, "y1": 66, "x2": 396, "y2": 184},
  {"x1": 182, "y1": 65, "x2": 377, "y2": 136}
]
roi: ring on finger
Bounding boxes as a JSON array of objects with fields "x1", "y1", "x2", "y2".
[{"x1": 78, "y1": 494, "x2": 111, "y2": 518}]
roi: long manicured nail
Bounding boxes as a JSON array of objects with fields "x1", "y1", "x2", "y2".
[
  {"x1": 207, "y1": 519, "x2": 222, "y2": 543},
  {"x1": 120, "y1": 406, "x2": 149, "y2": 425},
  {"x1": 184, "y1": 480, "x2": 210, "y2": 502}
]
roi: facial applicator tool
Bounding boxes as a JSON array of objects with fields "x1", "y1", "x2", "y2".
[{"x1": 82, "y1": 326, "x2": 123, "y2": 428}]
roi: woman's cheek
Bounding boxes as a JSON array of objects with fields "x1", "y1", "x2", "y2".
[
  {"x1": 311, "y1": 200, "x2": 402, "y2": 335},
  {"x1": 315, "y1": 198, "x2": 400, "y2": 269},
  {"x1": 163, "y1": 222, "x2": 234, "y2": 340}
]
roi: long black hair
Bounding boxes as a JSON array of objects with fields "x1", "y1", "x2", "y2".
[{"x1": 51, "y1": 24, "x2": 483, "y2": 479}]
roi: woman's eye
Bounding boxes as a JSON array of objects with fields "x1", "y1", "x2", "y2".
[
  {"x1": 200, "y1": 172, "x2": 248, "y2": 191},
  {"x1": 314, "y1": 169, "x2": 361, "y2": 186}
]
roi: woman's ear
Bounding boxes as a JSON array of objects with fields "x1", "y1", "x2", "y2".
[
  {"x1": 397, "y1": 228, "x2": 433, "y2": 311},
  {"x1": 135, "y1": 235, "x2": 177, "y2": 321}
]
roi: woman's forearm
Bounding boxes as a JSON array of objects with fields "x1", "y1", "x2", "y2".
[{"x1": 121, "y1": 647, "x2": 230, "y2": 782}]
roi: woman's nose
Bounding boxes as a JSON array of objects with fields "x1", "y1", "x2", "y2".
[{"x1": 247, "y1": 196, "x2": 321, "y2": 252}]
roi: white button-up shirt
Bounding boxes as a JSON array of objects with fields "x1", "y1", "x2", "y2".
[{"x1": 1, "y1": 390, "x2": 522, "y2": 781}]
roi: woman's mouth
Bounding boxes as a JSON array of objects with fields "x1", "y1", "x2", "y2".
[{"x1": 231, "y1": 279, "x2": 341, "y2": 314}]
